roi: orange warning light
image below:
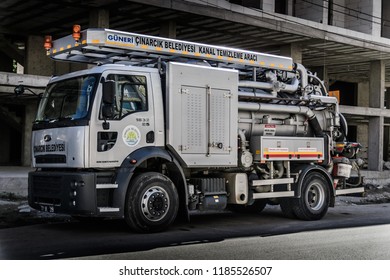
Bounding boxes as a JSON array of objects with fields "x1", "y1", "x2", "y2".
[
  {"x1": 44, "y1": 35, "x2": 52, "y2": 54},
  {"x1": 72, "y1": 24, "x2": 81, "y2": 43}
]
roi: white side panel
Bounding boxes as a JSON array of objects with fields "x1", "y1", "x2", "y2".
[
  {"x1": 167, "y1": 62, "x2": 238, "y2": 167},
  {"x1": 181, "y1": 86, "x2": 207, "y2": 154}
]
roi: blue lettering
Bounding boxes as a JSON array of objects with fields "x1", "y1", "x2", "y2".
[{"x1": 107, "y1": 34, "x2": 134, "y2": 44}]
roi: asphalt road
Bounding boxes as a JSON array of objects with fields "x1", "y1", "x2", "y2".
[{"x1": 0, "y1": 203, "x2": 389, "y2": 260}]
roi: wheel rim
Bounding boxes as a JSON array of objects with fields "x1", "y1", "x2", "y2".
[
  {"x1": 305, "y1": 181, "x2": 325, "y2": 211},
  {"x1": 141, "y1": 186, "x2": 170, "y2": 222}
]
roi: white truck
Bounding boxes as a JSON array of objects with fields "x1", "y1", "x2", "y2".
[{"x1": 28, "y1": 26, "x2": 364, "y2": 232}]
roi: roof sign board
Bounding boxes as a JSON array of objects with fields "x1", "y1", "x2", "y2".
[{"x1": 49, "y1": 28, "x2": 293, "y2": 71}]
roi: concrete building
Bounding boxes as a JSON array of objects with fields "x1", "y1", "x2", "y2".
[{"x1": 1, "y1": 0, "x2": 390, "y2": 172}]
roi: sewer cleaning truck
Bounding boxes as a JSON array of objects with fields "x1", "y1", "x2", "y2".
[{"x1": 28, "y1": 26, "x2": 364, "y2": 232}]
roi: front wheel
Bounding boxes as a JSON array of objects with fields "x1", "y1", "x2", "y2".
[
  {"x1": 125, "y1": 172, "x2": 179, "y2": 233},
  {"x1": 291, "y1": 172, "x2": 330, "y2": 220}
]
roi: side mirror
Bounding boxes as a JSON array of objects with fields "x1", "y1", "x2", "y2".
[
  {"x1": 14, "y1": 85, "x2": 25, "y2": 96},
  {"x1": 103, "y1": 80, "x2": 115, "y2": 104},
  {"x1": 14, "y1": 84, "x2": 42, "y2": 99},
  {"x1": 102, "y1": 80, "x2": 115, "y2": 119},
  {"x1": 102, "y1": 104, "x2": 114, "y2": 119}
]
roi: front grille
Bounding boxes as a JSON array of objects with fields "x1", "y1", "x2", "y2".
[
  {"x1": 32, "y1": 175, "x2": 62, "y2": 195},
  {"x1": 35, "y1": 154, "x2": 66, "y2": 164}
]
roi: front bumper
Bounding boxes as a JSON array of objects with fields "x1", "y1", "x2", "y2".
[{"x1": 28, "y1": 170, "x2": 99, "y2": 216}]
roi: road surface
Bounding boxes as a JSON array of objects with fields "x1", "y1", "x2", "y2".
[{"x1": 0, "y1": 202, "x2": 389, "y2": 260}]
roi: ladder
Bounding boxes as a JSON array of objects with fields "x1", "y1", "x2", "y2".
[{"x1": 48, "y1": 28, "x2": 293, "y2": 71}]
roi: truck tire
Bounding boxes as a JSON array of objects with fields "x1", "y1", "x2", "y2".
[
  {"x1": 125, "y1": 172, "x2": 179, "y2": 233},
  {"x1": 292, "y1": 172, "x2": 330, "y2": 220}
]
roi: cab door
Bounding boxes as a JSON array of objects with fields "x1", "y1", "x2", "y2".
[{"x1": 89, "y1": 70, "x2": 156, "y2": 168}]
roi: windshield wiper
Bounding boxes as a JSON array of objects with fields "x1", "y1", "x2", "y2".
[{"x1": 34, "y1": 116, "x2": 74, "y2": 124}]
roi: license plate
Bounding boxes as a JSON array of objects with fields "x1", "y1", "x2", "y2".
[{"x1": 40, "y1": 205, "x2": 55, "y2": 213}]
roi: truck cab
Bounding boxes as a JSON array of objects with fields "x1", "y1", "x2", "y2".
[
  {"x1": 32, "y1": 65, "x2": 164, "y2": 169},
  {"x1": 29, "y1": 64, "x2": 170, "y2": 218}
]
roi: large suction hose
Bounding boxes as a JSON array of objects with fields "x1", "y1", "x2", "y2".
[{"x1": 238, "y1": 102, "x2": 324, "y2": 137}]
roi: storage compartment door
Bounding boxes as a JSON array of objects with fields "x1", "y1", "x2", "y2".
[{"x1": 181, "y1": 85, "x2": 207, "y2": 154}]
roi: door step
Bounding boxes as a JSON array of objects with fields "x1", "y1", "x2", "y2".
[{"x1": 98, "y1": 207, "x2": 120, "y2": 213}]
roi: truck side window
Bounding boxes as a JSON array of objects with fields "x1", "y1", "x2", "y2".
[{"x1": 104, "y1": 74, "x2": 147, "y2": 119}]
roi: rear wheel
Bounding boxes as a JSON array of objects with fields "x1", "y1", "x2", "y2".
[
  {"x1": 292, "y1": 172, "x2": 330, "y2": 220},
  {"x1": 125, "y1": 172, "x2": 179, "y2": 233}
]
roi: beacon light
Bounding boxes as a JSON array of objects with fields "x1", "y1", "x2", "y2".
[
  {"x1": 72, "y1": 24, "x2": 81, "y2": 43},
  {"x1": 44, "y1": 35, "x2": 52, "y2": 54}
]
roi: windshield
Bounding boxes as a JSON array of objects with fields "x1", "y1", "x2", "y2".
[{"x1": 36, "y1": 75, "x2": 97, "y2": 122}]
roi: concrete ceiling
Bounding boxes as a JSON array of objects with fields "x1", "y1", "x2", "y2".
[{"x1": 1, "y1": 0, "x2": 390, "y2": 83}]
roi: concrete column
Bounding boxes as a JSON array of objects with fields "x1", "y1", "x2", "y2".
[
  {"x1": 160, "y1": 20, "x2": 176, "y2": 38},
  {"x1": 368, "y1": 60, "x2": 385, "y2": 171},
  {"x1": 89, "y1": 9, "x2": 110, "y2": 28},
  {"x1": 280, "y1": 43, "x2": 302, "y2": 64},
  {"x1": 369, "y1": 60, "x2": 385, "y2": 108},
  {"x1": 368, "y1": 117, "x2": 384, "y2": 170},
  {"x1": 372, "y1": 0, "x2": 382, "y2": 37},
  {"x1": 287, "y1": 0, "x2": 295, "y2": 16},
  {"x1": 25, "y1": 35, "x2": 55, "y2": 76},
  {"x1": 26, "y1": 35, "x2": 85, "y2": 75},
  {"x1": 322, "y1": 0, "x2": 329, "y2": 25},
  {"x1": 22, "y1": 102, "x2": 37, "y2": 166},
  {"x1": 358, "y1": 81, "x2": 369, "y2": 107}
]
